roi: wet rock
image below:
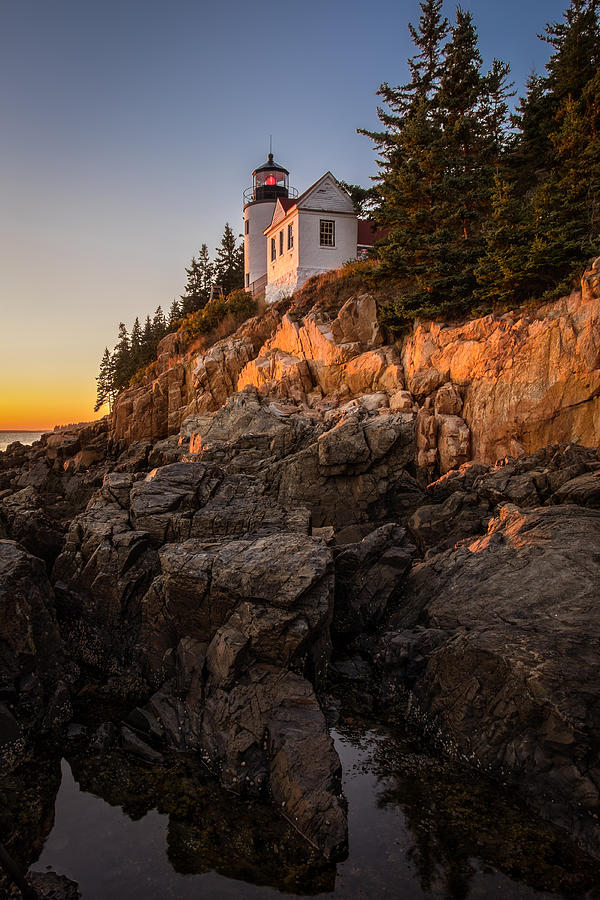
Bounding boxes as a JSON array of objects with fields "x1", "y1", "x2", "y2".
[
  {"x1": 141, "y1": 532, "x2": 334, "y2": 681},
  {"x1": 120, "y1": 725, "x2": 164, "y2": 764},
  {"x1": 408, "y1": 491, "x2": 491, "y2": 554},
  {"x1": 201, "y1": 665, "x2": 347, "y2": 860},
  {"x1": 27, "y1": 871, "x2": 81, "y2": 899},
  {"x1": 333, "y1": 524, "x2": 415, "y2": 635},
  {"x1": 379, "y1": 504, "x2": 600, "y2": 859},
  {"x1": 0, "y1": 541, "x2": 61, "y2": 679}
]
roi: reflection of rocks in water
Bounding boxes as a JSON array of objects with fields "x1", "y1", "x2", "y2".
[
  {"x1": 68, "y1": 748, "x2": 336, "y2": 894},
  {"x1": 28, "y1": 871, "x2": 81, "y2": 899},
  {"x1": 0, "y1": 750, "x2": 62, "y2": 896},
  {"x1": 362, "y1": 723, "x2": 600, "y2": 898}
]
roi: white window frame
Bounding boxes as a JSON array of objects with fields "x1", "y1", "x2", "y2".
[
  {"x1": 271, "y1": 237, "x2": 276, "y2": 261},
  {"x1": 320, "y1": 219, "x2": 335, "y2": 247},
  {"x1": 287, "y1": 222, "x2": 293, "y2": 250}
]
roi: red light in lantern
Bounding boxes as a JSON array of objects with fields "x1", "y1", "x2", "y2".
[{"x1": 266, "y1": 175, "x2": 276, "y2": 185}]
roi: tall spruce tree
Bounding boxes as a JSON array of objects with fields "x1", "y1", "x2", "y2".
[
  {"x1": 130, "y1": 317, "x2": 143, "y2": 374},
  {"x1": 168, "y1": 298, "x2": 181, "y2": 326},
  {"x1": 141, "y1": 315, "x2": 154, "y2": 364},
  {"x1": 112, "y1": 323, "x2": 131, "y2": 391},
  {"x1": 359, "y1": 0, "x2": 449, "y2": 304},
  {"x1": 152, "y1": 306, "x2": 167, "y2": 344},
  {"x1": 214, "y1": 223, "x2": 244, "y2": 296},
  {"x1": 363, "y1": 4, "x2": 508, "y2": 325},
  {"x1": 180, "y1": 244, "x2": 214, "y2": 315},
  {"x1": 477, "y1": 0, "x2": 600, "y2": 304},
  {"x1": 94, "y1": 348, "x2": 116, "y2": 412}
]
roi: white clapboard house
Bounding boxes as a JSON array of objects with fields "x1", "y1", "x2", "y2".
[{"x1": 243, "y1": 153, "x2": 378, "y2": 303}]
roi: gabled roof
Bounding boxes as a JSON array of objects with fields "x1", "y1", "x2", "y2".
[
  {"x1": 264, "y1": 172, "x2": 355, "y2": 235},
  {"x1": 268, "y1": 197, "x2": 298, "y2": 230},
  {"x1": 296, "y1": 171, "x2": 355, "y2": 214}
]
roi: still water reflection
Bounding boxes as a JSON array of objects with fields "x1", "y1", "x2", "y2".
[{"x1": 29, "y1": 720, "x2": 600, "y2": 899}]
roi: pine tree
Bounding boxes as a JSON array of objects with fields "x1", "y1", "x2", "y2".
[
  {"x1": 359, "y1": 0, "x2": 449, "y2": 307},
  {"x1": 141, "y1": 315, "x2": 153, "y2": 364},
  {"x1": 130, "y1": 317, "x2": 143, "y2": 374},
  {"x1": 94, "y1": 347, "x2": 116, "y2": 412},
  {"x1": 152, "y1": 306, "x2": 167, "y2": 345},
  {"x1": 180, "y1": 244, "x2": 214, "y2": 315},
  {"x1": 477, "y1": 0, "x2": 600, "y2": 304},
  {"x1": 112, "y1": 323, "x2": 131, "y2": 392},
  {"x1": 214, "y1": 224, "x2": 244, "y2": 296},
  {"x1": 168, "y1": 298, "x2": 181, "y2": 327},
  {"x1": 420, "y1": 8, "x2": 498, "y2": 307},
  {"x1": 339, "y1": 182, "x2": 380, "y2": 217},
  {"x1": 363, "y1": 5, "x2": 506, "y2": 325},
  {"x1": 543, "y1": 0, "x2": 600, "y2": 105}
]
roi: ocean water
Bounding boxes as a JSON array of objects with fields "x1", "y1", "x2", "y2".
[{"x1": 0, "y1": 431, "x2": 44, "y2": 452}]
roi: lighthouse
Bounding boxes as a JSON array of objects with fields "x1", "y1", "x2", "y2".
[{"x1": 243, "y1": 152, "x2": 297, "y2": 294}]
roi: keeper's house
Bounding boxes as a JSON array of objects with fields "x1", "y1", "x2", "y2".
[{"x1": 243, "y1": 153, "x2": 378, "y2": 304}]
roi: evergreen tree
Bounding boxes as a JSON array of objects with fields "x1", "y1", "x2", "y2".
[
  {"x1": 509, "y1": 72, "x2": 554, "y2": 185},
  {"x1": 543, "y1": 0, "x2": 600, "y2": 105},
  {"x1": 362, "y1": 5, "x2": 506, "y2": 324},
  {"x1": 112, "y1": 323, "x2": 131, "y2": 392},
  {"x1": 339, "y1": 182, "x2": 380, "y2": 217},
  {"x1": 141, "y1": 315, "x2": 153, "y2": 363},
  {"x1": 214, "y1": 223, "x2": 244, "y2": 296},
  {"x1": 180, "y1": 244, "x2": 214, "y2": 315},
  {"x1": 152, "y1": 306, "x2": 167, "y2": 344},
  {"x1": 168, "y1": 298, "x2": 181, "y2": 326},
  {"x1": 94, "y1": 347, "x2": 116, "y2": 412},
  {"x1": 482, "y1": 59, "x2": 515, "y2": 156},
  {"x1": 477, "y1": 0, "x2": 600, "y2": 304},
  {"x1": 130, "y1": 317, "x2": 143, "y2": 374},
  {"x1": 359, "y1": 0, "x2": 449, "y2": 296}
]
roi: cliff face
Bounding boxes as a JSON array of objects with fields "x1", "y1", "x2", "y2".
[{"x1": 111, "y1": 259, "x2": 600, "y2": 475}]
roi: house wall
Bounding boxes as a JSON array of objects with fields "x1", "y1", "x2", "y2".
[
  {"x1": 298, "y1": 210, "x2": 357, "y2": 270},
  {"x1": 244, "y1": 200, "x2": 277, "y2": 287},
  {"x1": 266, "y1": 210, "x2": 299, "y2": 287},
  {"x1": 265, "y1": 211, "x2": 357, "y2": 303}
]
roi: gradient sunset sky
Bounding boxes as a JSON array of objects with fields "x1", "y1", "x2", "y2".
[{"x1": 1, "y1": 0, "x2": 566, "y2": 430}]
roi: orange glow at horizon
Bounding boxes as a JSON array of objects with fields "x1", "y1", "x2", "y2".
[{"x1": 0, "y1": 373, "x2": 103, "y2": 432}]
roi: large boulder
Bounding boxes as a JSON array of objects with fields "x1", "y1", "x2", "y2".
[{"x1": 378, "y1": 504, "x2": 600, "y2": 858}]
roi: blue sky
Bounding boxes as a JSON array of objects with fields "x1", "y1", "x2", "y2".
[{"x1": 0, "y1": 0, "x2": 567, "y2": 427}]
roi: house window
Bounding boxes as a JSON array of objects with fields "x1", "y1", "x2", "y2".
[
  {"x1": 287, "y1": 223, "x2": 293, "y2": 250},
  {"x1": 245, "y1": 219, "x2": 249, "y2": 234},
  {"x1": 245, "y1": 273, "x2": 250, "y2": 287},
  {"x1": 271, "y1": 237, "x2": 276, "y2": 261},
  {"x1": 320, "y1": 219, "x2": 335, "y2": 246},
  {"x1": 279, "y1": 230, "x2": 284, "y2": 255}
]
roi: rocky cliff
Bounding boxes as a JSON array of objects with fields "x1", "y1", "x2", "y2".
[{"x1": 112, "y1": 259, "x2": 600, "y2": 479}]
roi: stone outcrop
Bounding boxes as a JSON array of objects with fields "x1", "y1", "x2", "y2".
[
  {"x1": 0, "y1": 540, "x2": 65, "y2": 759},
  {"x1": 111, "y1": 303, "x2": 286, "y2": 445},
  {"x1": 109, "y1": 262, "x2": 600, "y2": 476},
  {"x1": 52, "y1": 443, "x2": 348, "y2": 858},
  {"x1": 403, "y1": 266, "x2": 600, "y2": 466},
  {"x1": 375, "y1": 504, "x2": 600, "y2": 859}
]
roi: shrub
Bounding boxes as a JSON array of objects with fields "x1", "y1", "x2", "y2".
[{"x1": 177, "y1": 290, "x2": 257, "y2": 347}]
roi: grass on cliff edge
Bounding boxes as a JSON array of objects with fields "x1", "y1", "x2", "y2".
[{"x1": 292, "y1": 258, "x2": 586, "y2": 336}]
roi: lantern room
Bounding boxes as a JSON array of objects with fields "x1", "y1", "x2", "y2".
[{"x1": 249, "y1": 153, "x2": 289, "y2": 202}]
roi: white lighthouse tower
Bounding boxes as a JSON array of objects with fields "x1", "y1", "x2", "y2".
[{"x1": 243, "y1": 152, "x2": 296, "y2": 294}]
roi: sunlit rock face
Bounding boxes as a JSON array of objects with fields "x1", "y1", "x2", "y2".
[
  {"x1": 403, "y1": 272, "x2": 600, "y2": 466},
  {"x1": 110, "y1": 268, "x2": 600, "y2": 477}
]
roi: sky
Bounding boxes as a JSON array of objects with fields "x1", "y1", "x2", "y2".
[{"x1": 0, "y1": 0, "x2": 567, "y2": 430}]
